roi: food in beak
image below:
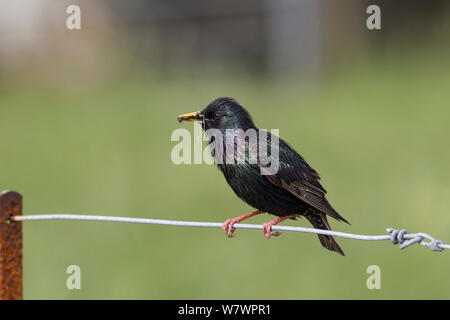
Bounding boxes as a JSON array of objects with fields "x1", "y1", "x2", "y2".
[{"x1": 177, "y1": 112, "x2": 202, "y2": 122}]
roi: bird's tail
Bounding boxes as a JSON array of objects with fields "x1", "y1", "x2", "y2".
[{"x1": 305, "y1": 213, "x2": 345, "y2": 256}]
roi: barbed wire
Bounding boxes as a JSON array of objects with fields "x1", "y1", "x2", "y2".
[{"x1": 11, "y1": 214, "x2": 449, "y2": 252}]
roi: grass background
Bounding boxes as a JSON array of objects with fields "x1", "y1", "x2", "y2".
[{"x1": 1, "y1": 52, "x2": 450, "y2": 299}]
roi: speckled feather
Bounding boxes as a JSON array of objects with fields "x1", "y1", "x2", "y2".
[{"x1": 201, "y1": 98, "x2": 348, "y2": 255}]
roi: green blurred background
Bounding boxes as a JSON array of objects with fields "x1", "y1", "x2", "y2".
[{"x1": 1, "y1": 0, "x2": 450, "y2": 299}]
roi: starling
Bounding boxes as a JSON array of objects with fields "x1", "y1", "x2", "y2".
[{"x1": 177, "y1": 97, "x2": 349, "y2": 255}]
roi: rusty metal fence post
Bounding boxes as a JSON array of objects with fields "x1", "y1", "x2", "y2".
[{"x1": 0, "y1": 191, "x2": 23, "y2": 300}]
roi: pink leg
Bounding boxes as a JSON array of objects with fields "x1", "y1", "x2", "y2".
[
  {"x1": 263, "y1": 214, "x2": 298, "y2": 239},
  {"x1": 222, "y1": 210, "x2": 264, "y2": 238}
]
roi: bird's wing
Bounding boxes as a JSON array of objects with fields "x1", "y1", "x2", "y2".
[{"x1": 257, "y1": 135, "x2": 348, "y2": 223}]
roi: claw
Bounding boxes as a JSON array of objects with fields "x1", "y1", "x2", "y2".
[
  {"x1": 262, "y1": 222, "x2": 282, "y2": 239},
  {"x1": 222, "y1": 218, "x2": 240, "y2": 238},
  {"x1": 262, "y1": 214, "x2": 297, "y2": 239},
  {"x1": 221, "y1": 211, "x2": 265, "y2": 239}
]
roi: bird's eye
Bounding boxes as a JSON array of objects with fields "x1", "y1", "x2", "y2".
[{"x1": 213, "y1": 112, "x2": 221, "y2": 120}]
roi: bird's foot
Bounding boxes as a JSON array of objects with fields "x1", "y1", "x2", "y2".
[
  {"x1": 262, "y1": 214, "x2": 298, "y2": 239},
  {"x1": 262, "y1": 222, "x2": 282, "y2": 239},
  {"x1": 222, "y1": 210, "x2": 265, "y2": 238},
  {"x1": 222, "y1": 218, "x2": 241, "y2": 237}
]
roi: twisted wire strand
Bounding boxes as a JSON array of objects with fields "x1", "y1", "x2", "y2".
[{"x1": 11, "y1": 214, "x2": 449, "y2": 252}]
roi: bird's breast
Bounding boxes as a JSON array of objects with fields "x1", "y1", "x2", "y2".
[{"x1": 218, "y1": 163, "x2": 306, "y2": 216}]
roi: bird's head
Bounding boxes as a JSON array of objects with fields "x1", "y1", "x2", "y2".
[{"x1": 177, "y1": 97, "x2": 255, "y2": 132}]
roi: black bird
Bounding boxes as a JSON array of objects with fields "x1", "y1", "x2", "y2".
[{"x1": 177, "y1": 97, "x2": 349, "y2": 255}]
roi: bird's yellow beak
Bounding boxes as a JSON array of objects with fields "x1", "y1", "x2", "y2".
[{"x1": 177, "y1": 111, "x2": 202, "y2": 123}]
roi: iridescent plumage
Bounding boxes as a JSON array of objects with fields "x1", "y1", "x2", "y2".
[{"x1": 178, "y1": 97, "x2": 349, "y2": 255}]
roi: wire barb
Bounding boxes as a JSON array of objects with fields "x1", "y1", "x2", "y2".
[
  {"x1": 11, "y1": 214, "x2": 450, "y2": 252},
  {"x1": 386, "y1": 228, "x2": 447, "y2": 252}
]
